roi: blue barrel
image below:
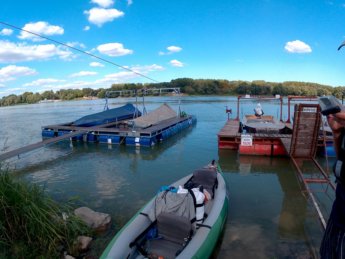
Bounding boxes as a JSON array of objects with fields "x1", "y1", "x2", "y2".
[
  {"x1": 162, "y1": 131, "x2": 168, "y2": 140},
  {"x1": 126, "y1": 136, "x2": 137, "y2": 146},
  {"x1": 140, "y1": 137, "x2": 153, "y2": 147},
  {"x1": 72, "y1": 134, "x2": 83, "y2": 141},
  {"x1": 42, "y1": 129, "x2": 55, "y2": 138},
  {"x1": 99, "y1": 135, "x2": 120, "y2": 144},
  {"x1": 325, "y1": 145, "x2": 336, "y2": 157},
  {"x1": 57, "y1": 130, "x2": 70, "y2": 136},
  {"x1": 87, "y1": 133, "x2": 97, "y2": 142}
]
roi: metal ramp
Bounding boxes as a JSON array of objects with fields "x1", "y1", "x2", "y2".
[
  {"x1": 290, "y1": 103, "x2": 321, "y2": 158},
  {"x1": 288, "y1": 103, "x2": 335, "y2": 229}
]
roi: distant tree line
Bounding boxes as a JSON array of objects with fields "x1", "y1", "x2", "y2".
[{"x1": 1, "y1": 78, "x2": 345, "y2": 107}]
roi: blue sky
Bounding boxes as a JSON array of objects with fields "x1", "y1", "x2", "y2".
[{"x1": 1, "y1": 0, "x2": 345, "y2": 97}]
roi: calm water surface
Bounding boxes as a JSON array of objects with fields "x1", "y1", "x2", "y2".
[{"x1": 0, "y1": 96, "x2": 334, "y2": 258}]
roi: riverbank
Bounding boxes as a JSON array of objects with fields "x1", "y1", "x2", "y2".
[
  {"x1": 0, "y1": 168, "x2": 91, "y2": 258},
  {"x1": 1, "y1": 78, "x2": 344, "y2": 107}
]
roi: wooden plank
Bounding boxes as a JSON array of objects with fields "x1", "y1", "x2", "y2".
[
  {"x1": 217, "y1": 120, "x2": 240, "y2": 137},
  {"x1": 0, "y1": 131, "x2": 86, "y2": 161}
]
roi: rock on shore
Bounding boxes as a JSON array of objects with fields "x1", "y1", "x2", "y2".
[{"x1": 74, "y1": 207, "x2": 111, "y2": 231}]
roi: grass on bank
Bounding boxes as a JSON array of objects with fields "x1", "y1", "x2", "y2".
[{"x1": 0, "y1": 169, "x2": 90, "y2": 258}]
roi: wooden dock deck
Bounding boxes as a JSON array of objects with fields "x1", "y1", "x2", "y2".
[{"x1": 217, "y1": 120, "x2": 241, "y2": 137}]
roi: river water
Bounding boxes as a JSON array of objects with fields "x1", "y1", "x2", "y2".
[{"x1": 0, "y1": 96, "x2": 335, "y2": 258}]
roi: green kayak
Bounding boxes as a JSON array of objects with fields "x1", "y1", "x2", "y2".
[{"x1": 101, "y1": 161, "x2": 228, "y2": 259}]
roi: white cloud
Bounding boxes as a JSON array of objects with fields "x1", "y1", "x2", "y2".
[
  {"x1": 0, "y1": 28, "x2": 13, "y2": 36},
  {"x1": 18, "y1": 21, "x2": 64, "y2": 42},
  {"x1": 23, "y1": 78, "x2": 66, "y2": 87},
  {"x1": 0, "y1": 65, "x2": 36, "y2": 83},
  {"x1": 170, "y1": 59, "x2": 184, "y2": 67},
  {"x1": 130, "y1": 64, "x2": 164, "y2": 73},
  {"x1": 91, "y1": 0, "x2": 114, "y2": 8},
  {"x1": 69, "y1": 71, "x2": 98, "y2": 77},
  {"x1": 0, "y1": 40, "x2": 73, "y2": 63},
  {"x1": 167, "y1": 46, "x2": 182, "y2": 53},
  {"x1": 284, "y1": 40, "x2": 312, "y2": 53},
  {"x1": 83, "y1": 26, "x2": 90, "y2": 31},
  {"x1": 159, "y1": 45, "x2": 182, "y2": 55},
  {"x1": 0, "y1": 83, "x2": 4, "y2": 88},
  {"x1": 27, "y1": 64, "x2": 163, "y2": 92},
  {"x1": 97, "y1": 42, "x2": 133, "y2": 56},
  {"x1": 84, "y1": 8, "x2": 124, "y2": 27},
  {"x1": 90, "y1": 62, "x2": 104, "y2": 67}
]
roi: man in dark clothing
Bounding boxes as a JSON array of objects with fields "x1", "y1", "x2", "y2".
[{"x1": 320, "y1": 111, "x2": 345, "y2": 258}]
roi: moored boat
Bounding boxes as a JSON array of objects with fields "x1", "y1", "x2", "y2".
[
  {"x1": 101, "y1": 161, "x2": 228, "y2": 259},
  {"x1": 73, "y1": 103, "x2": 141, "y2": 127}
]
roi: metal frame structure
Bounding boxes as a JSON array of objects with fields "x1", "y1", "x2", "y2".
[
  {"x1": 285, "y1": 95, "x2": 318, "y2": 123},
  {"x1": 235, "y1": 95, "x2": 283, "y2": 121}
]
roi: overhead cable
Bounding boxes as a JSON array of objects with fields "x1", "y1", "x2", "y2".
[{"x1": 0, "y1": 21, "x2": 160, "y2": 83}]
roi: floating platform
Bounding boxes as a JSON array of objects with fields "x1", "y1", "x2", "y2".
[
  {"x1": 217, "y1": 120, "x2": 291, "y2": 156},
  {"x1": 218, "y1": 95, "x2": 335, "y2": 157},
  {"x1": 217, "y1": 120, "x2": 332, "y2": 156},
  {"x1": 42, "y1": 115, "x2": 196, "y2": 147}
]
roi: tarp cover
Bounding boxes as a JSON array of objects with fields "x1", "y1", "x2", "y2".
[
  {"x1": 131, "y1": 103, "x2": 177, "y2": 129},
  {"x1": 73, "y1": 103, "x2": 141, "y2": 127},
  {"x1": 148, "y1": 191, "x2": 195, "y2": 224}
]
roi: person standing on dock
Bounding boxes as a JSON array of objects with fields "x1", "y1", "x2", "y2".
[
  {"x1": 320, "y1": 110, "x2": 345, "y2": 258},
  {"x1": 254, "y1": 103, "x2": 264, "y2": 118}
]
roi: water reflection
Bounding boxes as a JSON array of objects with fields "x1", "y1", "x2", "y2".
[{"x1": 218, "y1": 150, "x2": 321, "y2": 258}]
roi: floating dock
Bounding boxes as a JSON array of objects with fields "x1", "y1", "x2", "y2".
[
  {"x1": 0, "y1": 101, "x2": 196, "y2": 162},
  {"x1": 218, "y1": 96, "x2": 334, "y2": 157},
  {"x1": 217, "y1": 119, "x2": 291, "y2": 156},
  {"x1": 42, "y1": 115, "x2": 196, "y2": 147},
  {"x1": 0, "y1": 115, "x2": 196, "y2": 162}
]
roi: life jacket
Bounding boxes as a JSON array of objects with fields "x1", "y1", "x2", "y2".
[
  {"x1": 178, "y1": 186, "x2": 205, "y2": 225},
  {"x1": 333, "y1": 129, "x2": 345, "y2": 185}
]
